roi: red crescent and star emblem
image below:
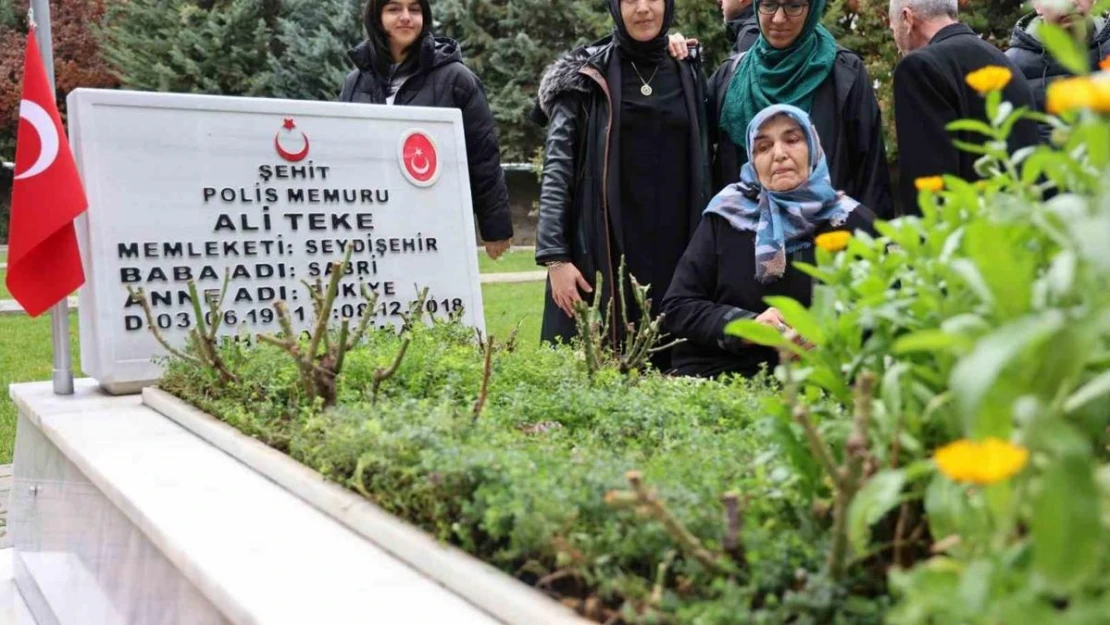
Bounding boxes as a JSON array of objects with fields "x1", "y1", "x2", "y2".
[
  {"x1": 399, "y1": 130, "x2": 439, "y2": 187},
  {"x1": 274, "y1": 117, "x2": 310, "y2": 162}
]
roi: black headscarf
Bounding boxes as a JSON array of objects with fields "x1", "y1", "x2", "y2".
[
  {"x1": 362, "y1": 0, "x2": 434, "y2": 75},
  {"x1": 608, "y1": 0, "x2": 675, "y2": 64}
]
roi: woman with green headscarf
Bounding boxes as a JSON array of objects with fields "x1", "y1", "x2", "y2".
[{"x1": 708, "y1": 0, "x2": 895, "y2": 217}]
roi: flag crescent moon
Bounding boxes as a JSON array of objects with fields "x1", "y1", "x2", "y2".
[
  {"x1": 14, "y1": 100, "x2": 59, "y2": 181},
  {"x1": 410, "y1": 155, "x2": 431, "y2": 176},
  {"x1": 274, "y1": 131, "x2": 310, "y2": 162}
]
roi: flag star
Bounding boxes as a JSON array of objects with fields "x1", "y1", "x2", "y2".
[
  {"x1": 414, "y1": 148, "x2": 423, "y2": 156},
  {"x1": 282, "y1": 118, "x2": 296, "y2": 130}
]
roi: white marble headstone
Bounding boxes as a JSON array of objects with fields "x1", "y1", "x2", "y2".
[{"x1": 67, "y1": 89, "x2": 484, "y2": 393}]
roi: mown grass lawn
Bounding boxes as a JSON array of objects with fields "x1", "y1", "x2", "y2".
[
  {"x1": 0, "y1": 312, "x2": 82, "y2": 464},
  {"x1": 0, "y1": 281, "x2": 545, "y2": 463},
  {"x1": 477, "y1": 248, "x2": 536, "y2": 274},
  {"x1": 0, "y1": 270, "x2": 8, "y2": 300}
]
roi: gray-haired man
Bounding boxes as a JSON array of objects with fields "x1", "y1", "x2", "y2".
[{"x1": 889, "y1": 0, "x2": 1039, "y2": 214}]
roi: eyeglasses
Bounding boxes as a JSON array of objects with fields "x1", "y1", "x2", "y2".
[{"x1": 758, "y1": 2, "x2": 809, "y2": 18}]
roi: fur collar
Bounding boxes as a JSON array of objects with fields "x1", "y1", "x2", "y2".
[{"x1": 536, "y1": 44, "x2": 609, "y2": 118}]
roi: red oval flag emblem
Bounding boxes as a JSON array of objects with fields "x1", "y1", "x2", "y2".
[{"x1": 399, "y1": 130, "x2": 439, "y2": 187}]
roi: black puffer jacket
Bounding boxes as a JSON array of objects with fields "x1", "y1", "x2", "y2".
[
  {"x1": 1006, "y1": 13, "x2": 1110, "y2": 142},
  {"x1": 340, "y1": 36, "x2": 513, "y2": 242},
  {"x1": 530, "y1": 38, "x2": 711, "y2": 345}
]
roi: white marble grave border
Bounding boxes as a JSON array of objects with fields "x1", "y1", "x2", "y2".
[{"x1": 142, "y1": 387, "x2": 592, "y2": 625}]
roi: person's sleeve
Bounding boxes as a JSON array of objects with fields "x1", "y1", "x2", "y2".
[
  {"x1": 457, "y1": 72, "x2": 513, "y2": 242},
  {"x1": 662, "y1": 217, "x2": 756, "y2": 348},
  {"x1": 845, "y1": 62, "x2": 895, "y2": 218},
  {"x1": 892, "y1": 54, "x2": 962, "y2": 214},
  {"x1": 534, "y1": 96, "x2": 580, "y2": 265},
  {"x1": 338, "y1": 70, "x2": 357, "y2": 101}
]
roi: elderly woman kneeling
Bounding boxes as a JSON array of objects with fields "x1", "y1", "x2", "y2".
[{"x1": 661, "y1": 104, "x2": 875, "y2": 378}]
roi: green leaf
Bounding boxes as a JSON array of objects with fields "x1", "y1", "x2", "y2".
[
  {"x1": 723, "y1": 319, "x2": 786, "y2": 347},
  {"x1": 949, "y1": 311, "x2": 1065, "y2": 436},
  {"x1": 763, "y1": 296, "x2": 825, "y2": 346},
  {"x1": 952, "y1": 139, "x2": 991, "y2": 155},
  {"x1": 848, "y1": 470, "x2": 907, "y2": 554},
  {"x1": 1064, "y1": 370, "x2": 1110, "y2": 414},
  {"x1": 946, "y1": 119, "x2": 997, "y2": 137},
  {"x1": 964, "y1": 221, "x2": 1035, "y2": 319},
  {"x1": 948, "y1": 259, "x2": 995, "y2": 306},
  {"x1": 1032, "y1": 453, "x2": 1102, "y2": 593},
  {"x1": 893, "y1": 330, "x2": 969, "y2": 355},
  {"x1": 1039, "y1": 22, "x2": 1090, "y2": 76},
  {"x1": 792, "y1": 261, "x2": 836, "y2": 285}
]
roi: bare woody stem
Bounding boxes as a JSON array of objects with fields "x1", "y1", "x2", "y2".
[
  {"x1": 721, "y1": 492, "x2": 746, "y2": 567},
  {"x1": 127, "y1": 286, "x2": 204, "y2": 367},
  {"x1": 371, "y1": 336, "x2": 412, "y2": 402},
  {"x1": 620, "y1": 471, "x2": 736, "y2": 576},
  {"x1": 472, "y1": 334, "x2": 495, "y2": 422},
  {"x1": 828, "y1": 372, "x2": 875, "y2": 581}
]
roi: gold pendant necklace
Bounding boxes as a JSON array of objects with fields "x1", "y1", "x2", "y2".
[{"x1": 631, "y1": 61, "x2": 660, "y2": 97}]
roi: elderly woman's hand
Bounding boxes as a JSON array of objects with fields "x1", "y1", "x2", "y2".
[
  {"x1": 754, "y1": 307, "x2": 789, "y2": 334},
  {"x1": 549, "y1": 262, "x2": 593, "y2": 318}
]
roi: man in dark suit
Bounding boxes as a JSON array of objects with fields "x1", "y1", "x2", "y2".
[{"x1": 889, "y1": 0, "x2": 1040, "y2": 214}]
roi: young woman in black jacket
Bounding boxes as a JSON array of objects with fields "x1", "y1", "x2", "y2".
[
  {"x1": 662, "y1": 104, "x2": 875, "y2": 379},
  {"x1": 532, "y1": 0, "x2": 711, "y2": 369},
  {"x1": 340, "y1": 0, "x2": 513, "y2": 258}
]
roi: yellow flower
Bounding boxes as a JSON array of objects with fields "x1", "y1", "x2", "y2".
[
  {"x1": 1101, "y1": 57, "x2": 1110, "y2": 72},
  {"x1": 815, "y1": 231, "x2": 851, "y2": 253},
  {"x1": 914, "y1": 176, "x2": 944, "y2": 193},
  {"x1": 1046, "y1": 75, "x2": 1110, "y2": 115},
  {"x1": 934, "y1": 438, "x2": 1030, "y2": 486},
  {"x1": 965, "y1": 66, "x2": 1013, "y2": 95}
]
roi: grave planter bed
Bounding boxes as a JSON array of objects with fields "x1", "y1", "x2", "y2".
[{"x1": 144, "y1": 323, "x2": 891, "y2": 625}]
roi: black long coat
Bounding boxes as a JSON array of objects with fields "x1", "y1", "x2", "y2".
[
  {"x1": 339, "y1": 36, "x2": 513, "y2": 242},
  {"x1": 1006, "y1": 13, "x2": 1110, "y2": 142},
  {"x1": 530, "y1": 39, "x2": 711, "y2": 347},
  {"x1": 892, "y1": 23, "x2": 1039, "y2": 214},
  {"x1": 707, "y1": 47, "x2": 894, "y2": 218},
  {"x1": 661, "y1": 208, "x2": 875, "y2": 379}
]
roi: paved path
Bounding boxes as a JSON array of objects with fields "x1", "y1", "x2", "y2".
[
  {"x1": 0, "y1": 298, "x2": 78, "y2": 317},
  {"x1": 480, "y1": 271, "x2": 546, "y2": 284},
  {"x1": 0, "y1": 464, "x2": 10, "y2": 550}
]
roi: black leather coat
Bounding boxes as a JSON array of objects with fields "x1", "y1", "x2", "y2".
[
  {"x1": 530, "y1": 38, "x2": 711, "y2": 345},
  {"x1": 340, "y1": 36, "x2": 513, "y2": 242}
]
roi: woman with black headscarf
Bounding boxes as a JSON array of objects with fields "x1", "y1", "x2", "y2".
[
  {"x1": 532, "y1": 0, "x2": 711, "y2": 369},
  {"x1": 340, "y1": 0, "x2": 513, "y2": 259}
]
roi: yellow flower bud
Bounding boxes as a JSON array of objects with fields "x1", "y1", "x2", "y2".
[
  {"x1": 965, "y1": 66, "x2": 1013, "y2": 95},
  {"x1": 934, "y1": 438, "x2": 1029, "y2": 486},
  {"x1": 814, "y1": 231, "x2": 851, "y2": 253},
  {"x1": 914, "y1": 176, "x2": 944, "y2": 193}
]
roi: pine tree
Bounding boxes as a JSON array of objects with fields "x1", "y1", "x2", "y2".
[
  {"x1": 266, "y1": 0, "x2": 362, "y2": 101},
  {"x1": 100, "y1": 0, "x2": 275, "y2": 96}
]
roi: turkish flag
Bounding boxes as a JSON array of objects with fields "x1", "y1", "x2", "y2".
[{"x1": 5, "y1": 30, "x2": 87, "y2": 317}]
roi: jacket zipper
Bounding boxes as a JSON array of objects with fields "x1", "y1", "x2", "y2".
[{"x1": 579, "y1": 64, "x2": 621, "y2": 350}]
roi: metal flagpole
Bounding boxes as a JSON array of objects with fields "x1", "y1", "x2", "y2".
[{"x1": 28, "y1": 0, "x2": 75, "y2": 396}]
